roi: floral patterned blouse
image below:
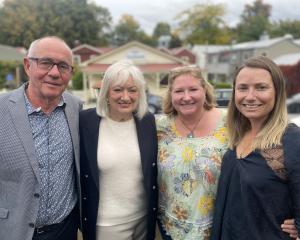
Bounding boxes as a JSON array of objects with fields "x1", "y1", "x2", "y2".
[{"x1": 156, "y1": 111, "x2": 228, "y2": 240}]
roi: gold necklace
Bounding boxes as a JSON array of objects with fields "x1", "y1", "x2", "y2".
[{"x1": 178, "y1": 114, "x2": 204, "y2": 138}]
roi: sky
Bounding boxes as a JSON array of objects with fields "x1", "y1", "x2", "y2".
[{"x1": 92, "y1": 0, "x2": 300, "y2": 34}]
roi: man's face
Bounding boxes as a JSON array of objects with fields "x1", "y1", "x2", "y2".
[{"x1": 24, "y1": 38, "x2": 73, "y2": 104}]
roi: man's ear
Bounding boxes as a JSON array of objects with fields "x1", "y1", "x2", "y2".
[{"x1": 23, "y1": 57, "x2": 30, "y2": 76}]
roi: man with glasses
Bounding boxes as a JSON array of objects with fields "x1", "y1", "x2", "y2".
[{"x1": 0, "y1": 36, "x2": 82, "y2": 240}]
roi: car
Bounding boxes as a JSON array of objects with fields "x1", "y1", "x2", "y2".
[
  {"x1": 287, "y1": 93, "x2": 300, "y2": 113},
  {"x1": 214, "y1": 88, "x2": 233, "y2": 107},
  {"x1": 147, "y1": 92, "x2": 162, "y2": 114}
]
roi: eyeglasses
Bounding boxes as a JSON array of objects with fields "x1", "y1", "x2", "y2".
[{"x1": 28, "y1": 57, "x2": 73, "y2": 74}]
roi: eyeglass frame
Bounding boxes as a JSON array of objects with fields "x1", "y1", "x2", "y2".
[{"x1": 28, "y1": 57, "x2": 74, "y2": 74}]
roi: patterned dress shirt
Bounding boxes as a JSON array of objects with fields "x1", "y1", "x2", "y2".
[{"x1": 24, "y1": 93, "x2": 77, "y2": 227}]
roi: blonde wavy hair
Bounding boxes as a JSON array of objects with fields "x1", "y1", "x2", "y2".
[{"x1": 163, "y1": 65, "x2": 216, "y2": 116}]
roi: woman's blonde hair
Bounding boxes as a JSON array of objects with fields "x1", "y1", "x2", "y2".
[
  {"x1": 96, "y1": 59, "x2": 148, "y2": 119},
  {"x1": 227, "y1": 55, "x2": 288, "y2": 149},
  {"x1": 163, "y1": 65, "x2": 216, "y2": 116}
]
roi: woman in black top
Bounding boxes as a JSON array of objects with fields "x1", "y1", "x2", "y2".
[{"x1": 211, "y1": 56, "x2": 300, "y2": 240}]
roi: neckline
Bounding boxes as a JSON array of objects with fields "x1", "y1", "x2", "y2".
[
  {"x1": 177, "y1": 113, "x2": 205, "y2": 138},
  {"x1": 106, "y1": 117, "x2": 134, "y2": 124},
  {"x1": 171, "y1": 109, "x2": 225, "y2": 139}
]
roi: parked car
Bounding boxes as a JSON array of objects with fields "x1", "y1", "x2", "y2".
[
  {"x1": 287, "y1": 93, "x2": 300, "y2": 113},
  {"x1": 214, "y1": 88, "x2": 232, "y2": 107},
  {"x1": 147, "y1": 92, "x2": 162, "y2": 114}
]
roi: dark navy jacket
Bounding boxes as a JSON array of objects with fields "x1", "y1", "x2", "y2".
[{"x1": 79, "y1": 108, "x2": 158, "y2": 240}]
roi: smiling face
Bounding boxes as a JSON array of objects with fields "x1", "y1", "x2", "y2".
[
  {"x1": 171, "y1": 73, "x2": 206, "y2": 118},
  {"x1": 108, "y1": 77, "x2": 140, "y2": 121},
  {"x1": 235, "y1": 67, "x2": 275, "y2": 126},
  {"x1": 24, "y1": 37, "x2": 72, "y2": 107}
]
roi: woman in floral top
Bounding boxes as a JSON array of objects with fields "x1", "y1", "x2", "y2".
[{"x1": 156, "y1": 65, "x2": 228, "y2": 240}]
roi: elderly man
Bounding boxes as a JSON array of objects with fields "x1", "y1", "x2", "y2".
[{"x1": 0, "y1": 36, "x2": 82, "y2": 240}]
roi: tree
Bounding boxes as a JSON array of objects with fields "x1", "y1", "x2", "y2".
[
  {"x1": 176, "y1": 3, "x2": 232, "y2": 45},
  {"x1": 151, "y1": 22, "x2": 182, "y2": 48},
  {"x1": 0, "y1": 0, "x2": 112, "y2": 48},
  {"x1": 152, "y1": 22, "x2": 171, "y2": 39},
  {"x1": 111, "y1": 14, "x2": 155, "y2": 46},
  {"x1": 169, "y1": 34, "x2": 182, "y2": 48},
  {"x1": 235, "y1": 0, "x2": 272, "y2": 42},
  {"x1": 270, "y1": 20, "x2": 300, "y2": 39}
]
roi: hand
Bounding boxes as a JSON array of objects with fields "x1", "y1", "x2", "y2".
[{"x1": 281, "y1": 219, "x2": 298, "y2": 239}]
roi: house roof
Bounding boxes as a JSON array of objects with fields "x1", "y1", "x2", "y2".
[
  {"x1": 82, "y1": 41, "x2": 185, "y2": 66},
  {"x1": 231, "y1": 34, "x2": 295, "y2": 51},
  {"x1": 274, "y1": 53, "x2": 300, "y2": 65},
  {"x1": 72, "y1": 44, "x2": 112, "y2": 54},
  {"x1": 0, "y1": 44, "x2": 25, "y2": 61},
  {"x1": 294, "y1": 39, "x2": 300, "y2": 46},
  {"x1": 192, "y1": 45, "x2": 230, "y2": 54},
  {"x1": 83, "y1": 63, "x2": 183, "y2": 74}
]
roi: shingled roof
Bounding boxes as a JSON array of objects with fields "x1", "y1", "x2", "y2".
[{"x1": 0, "y1": 44, "x2": 25, "y2": 61}]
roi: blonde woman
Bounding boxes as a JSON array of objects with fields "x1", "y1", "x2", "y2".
[
  {"x1": 211, "y1": 56, "x2": 300, "y2": 239},
  {"x1": 156, "y1": 65, "x2": 228, "y2": 239},
  {"x1": 80, "y1": 60, "x2": 158, "y2": 240}
]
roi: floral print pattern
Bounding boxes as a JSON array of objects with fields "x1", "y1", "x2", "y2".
[{"x1": 156, "y1": 111, "x2": 228, "y2": 239}]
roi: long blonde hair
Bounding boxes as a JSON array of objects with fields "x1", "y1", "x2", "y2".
[{"x1": 227, "y1": 56, "x2": 288, "y2": 149}]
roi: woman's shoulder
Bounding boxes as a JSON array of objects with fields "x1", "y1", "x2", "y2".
[
  {"x1": 155, "y1": 114, "x2": 172, "y2": 129},
  {"x1": 283, "y1": 123, "x2": 300, "y2": 148},
  {"x1": 79, "y1": 108, "x2": 99, "y2": 125},
  {"x1": 283, "y1": 123, "x2": 300, "y2": 143},
  {"x1": 80, "y1": 107, "x2": 97, "y2": 117},
  {"x1": 210, "y1": 107, "x2": 228, "y2": 131}
]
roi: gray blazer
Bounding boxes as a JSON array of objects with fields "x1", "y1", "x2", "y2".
[{"x1": 0, "y1": 85, "x2": 82, "y2": 240}]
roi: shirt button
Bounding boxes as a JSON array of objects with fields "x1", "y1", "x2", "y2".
[
  {"x1": 34, "y1": 193, "x2": 40, "y2": 198},
  {"x1": 152, "y1": 162, "x2": 156, "y2": 167},
  {"x1": 29, "y1": 223, "x2": 35, "y2": 228},
  {"x1": 84, "y1": 218, "x2": 87, "y2": 221},
  {"x1": 153, "y1": 208, "x2": 156, "y2": 211},
  {"x1": 152, "y1": 185, "x2": 156, "y2": 190},
  {"x1": 85, "y1": 174, "x2": 88, "y2": 178},
  {"x1": 83, "y1": 197, "x2": 87, "y2": 200}
]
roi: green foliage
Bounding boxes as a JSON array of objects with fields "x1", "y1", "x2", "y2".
[
  {"x1": 270, "y1": 20, "x2": 300, "y2": 39},
  {"x1": 152, "y1": 22, "x2": 182, "y2": 48},
  {"x1": 0, "y1": 0, "x2": 112, "y2": 48},
  {"x1": 0, "y1": 61, "x2": 18, "y2": 89},
  {"x1": 213, "y1": 82, "x2": 232, "y2": 89},
  {"x1": 169, "y1": 34, "x2": 182, "y2": 48},
  {"x1": 236, "y1": 0, "x2": 272, "y2": 42},
  {"x1": 111, "y1": 14, "x2": 155, "y2": 46},
  {"x1": 176, "y1": 3, "x2": 232, "y2": 45},
  {"x1": 71, "y1": 67, "x2": 83, "y2": 90},
  {"x1": 152, "y1": 22, "x2": 171, "y2": 39}
]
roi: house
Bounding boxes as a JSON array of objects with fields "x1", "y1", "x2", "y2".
[
  {"x1": 294, "y1": 39, "x2": 300, "y2": 46},
  {"x1": 206, "y1": 34, "x2": 300, "y2": 84},
  {"x1": 72, "y1": 44, "x2": 112, "y2": 64},
  {"x1": 192, "y1": 44, "x2": 229, "y2": 79},
  {"x1": 80, "y1": 41, "x2": 186, "y2": 102},
  {"x1": 274, "y1": 53, "x2": 300, "y2": 96},
  {"x1": 160, "y1": 47, "x2": 196, "y2": 65},
  {"x1": 0, "y1": 44, "x2": 26, "y2": 87}
]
